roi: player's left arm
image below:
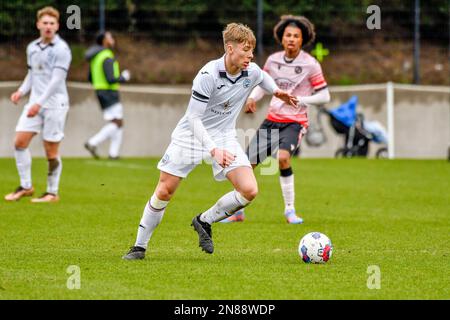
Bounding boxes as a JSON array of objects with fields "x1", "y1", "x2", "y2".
[
  {"x1": 297, "y1": 62, "x2": 331, "y2": 107},
  {"x1": 297, "y1": 87, "x2": 330, "y2": 107},
  {"x1": 258, "y1": 68, "x2": 298, "y2": 107},
  {"x1": 28, "y1": 46, "x2": 72, "y2": 117},
  {"x1": 103, "y1": 58, "x2": 130, "y2": 84}
]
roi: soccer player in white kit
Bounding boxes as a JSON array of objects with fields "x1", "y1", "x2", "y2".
[
  {"x1": 123, "y1": 23, "x2": 298, "y2": 260},
  {"x1": 4, "y1": 7, "x2": 72, "y2": 203},
  {"x1": 222, "y1": 15, "x2": 331, "y2": 224}
]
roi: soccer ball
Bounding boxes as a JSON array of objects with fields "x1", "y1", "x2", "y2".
[{"x1": 298, "y1": 232, "x2": 333, "y2": 264}]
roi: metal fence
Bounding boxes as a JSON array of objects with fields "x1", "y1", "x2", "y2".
[
  {"x1": 0, "y1": 1, "x2": 448, "y2": 85},
  {"x1": 1, "y1": 1, "x2": 448, "y2": 45}
]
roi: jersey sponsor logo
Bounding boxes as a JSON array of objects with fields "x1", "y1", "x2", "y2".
[
  {"x1": 201, "y1": 71, "x2": 209, "y2": 75},
  {"x1": 210, "y1": 108, "x2": 232, "y2": 116},
  {"x1": 295, "y1": 66, "x2": 302, "y2": 74},
  {"x1": 217, "y1": 84, "x2": 225, "y2": 90},
  {"x1": 243, "y1": 78, "x2": 251, "y2": 88},
  {"x1": 275, "y1": 78, "x2": 296, "y2": 91}
]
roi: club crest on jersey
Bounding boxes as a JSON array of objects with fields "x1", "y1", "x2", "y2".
[
  {"x1": 243, "y1": 78, "x2": 251, "y2": 88},
  {"x1": 223, "y1": 101, "x2": 231, "y2": 110},
  {"x1": 295, "y1": 66, "x2": 302, "y2": 74}
]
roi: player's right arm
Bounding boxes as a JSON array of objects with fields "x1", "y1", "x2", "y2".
[
  {"x1": 11, "y1": 72, "x2": 31, "y2": 104},
  {"x1": 11, "y1": 46, "x2": 33, "y2": 104},
  {"x1": 187, "y1": 70, "x2": 235, "y2": 168},
  {"x1": 297, "y1": 59, "x2": 330, "y2": 107}
]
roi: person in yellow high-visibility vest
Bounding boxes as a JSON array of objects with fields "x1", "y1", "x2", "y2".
[{"x1": 84, "y1": 31, "x2": 130, "y2": 160}]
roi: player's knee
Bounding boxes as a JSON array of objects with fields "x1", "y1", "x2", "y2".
[
  {"x1": 240, "y1": 185, "x2": 258, "y2": 201},
  {"x1": 155, "y1": 186, "x2": 174, "y2": 201},
  {"x1": 44, "y1": 150, "x2": 57, "y2": 159},
  {"x1": 43, "y1": 145, "x2": 59, "y2": 159},
  {"x1": 14, "y1": 142, "x2": 26, "y2": 150},
  {"x1": 14, "y1": 137, "x2": 29, "y2": 149},
  {"x1": 278, "y1": 153, "x2": 291, "y2": 168}
]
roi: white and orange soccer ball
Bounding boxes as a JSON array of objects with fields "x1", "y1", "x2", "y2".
[{"x1": 298, "y1": 232, "x2": 333, "y2": 264}]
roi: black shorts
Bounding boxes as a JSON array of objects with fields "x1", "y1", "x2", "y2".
[{"x1": 246, "y1": 119, "x2": 303, "y2": 165}]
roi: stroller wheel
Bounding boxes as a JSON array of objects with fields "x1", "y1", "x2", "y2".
[
  {"x1": 335, "y1": 148, "x2": 353, "y2": 158},
  {"x1": 376, "y1": 147, "x2": 389, "y2": 159}
]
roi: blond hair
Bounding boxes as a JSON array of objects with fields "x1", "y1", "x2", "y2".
[
  {"x1": 37, "y1": 6, "x2": 60, "y2": 22},
  {"x1": 222, "y1": 23, "x2": 256, "y2": 50}
]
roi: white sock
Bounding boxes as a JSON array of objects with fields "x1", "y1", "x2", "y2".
[
  {"x1": 109, "y1": 127, "x2": 123, "y2": 158},
  {"x1": 280, "y1": 174, "x2": 295, "y2": 211},
  {"x1": 47, "y1": 157, "x2": 62, "y2": 195},
  {"x1": 88, "y1": 122, "x2": 118, "y2": 147},
  {"x1": 14, "y1": 148, "x2": 32, "y2": 189},
  {"x1": 135, "y1": 194, "x2": 168, "y2": 249},
  {"x1": 200, "y1": 190, "x2": 251, "y2": 224}
]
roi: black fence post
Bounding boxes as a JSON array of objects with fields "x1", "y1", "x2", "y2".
[
  {"x1": 413, "y1": 0, "x2": 420, "y2": 84},
  {"x1": 257, "y1": 0, "x2": 264, "y2": 66}
]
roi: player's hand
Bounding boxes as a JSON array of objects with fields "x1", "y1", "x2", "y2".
[
  {"x1": 274, "y1": 89, "x2": 298, "y2": 107},
  {"x1": 244, "y1": 98, "x2": 257, "y2": 113},
  {"x1": 211, "y1": 148, "x2": 236, "y2": 168},
  {"x1": 27, "y1": 103, "x2": 41, "y2": 118},
  {"x1": 121, "y1": 70, "x2": 131, "y2": 82},
  {"x1": 10, "y1": 91, "x2": 22, "y2": 104}
]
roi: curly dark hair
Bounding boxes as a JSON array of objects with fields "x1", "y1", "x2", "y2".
[{"x1": 273, "y1": 15, "x2": 316, "y2": 48}]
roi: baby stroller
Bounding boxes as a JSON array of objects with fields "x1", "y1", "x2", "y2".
[{"x1": 305, "y1": 95, "x2": 388, "y2": 158}]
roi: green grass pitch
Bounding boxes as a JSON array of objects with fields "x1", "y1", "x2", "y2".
[{"x1": 0, "y1": 158, "x2": 448, "y2": 299}]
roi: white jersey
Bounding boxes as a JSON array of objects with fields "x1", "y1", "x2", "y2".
[
  {"x1": 171, "y1": 56, "x2": 264, "y2": 150},
  {"x1": 26, "y1": 34, "x2": 72, "y2": 109}
]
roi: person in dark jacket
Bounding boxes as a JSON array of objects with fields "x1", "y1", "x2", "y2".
[{"x1": 84, "y1": 31, "x2": 130, "y2": 160}]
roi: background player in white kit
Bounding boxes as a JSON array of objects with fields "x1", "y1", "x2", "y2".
[
  {"x1": 4, "y1": 7, "x2": 72, "y2": 203},
  {"x1": 123, "y1": 23, "x2": 298, "y2": 260},
  {"x1": 222, "y1": 15, "x2": 331, "y2": 224}
]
